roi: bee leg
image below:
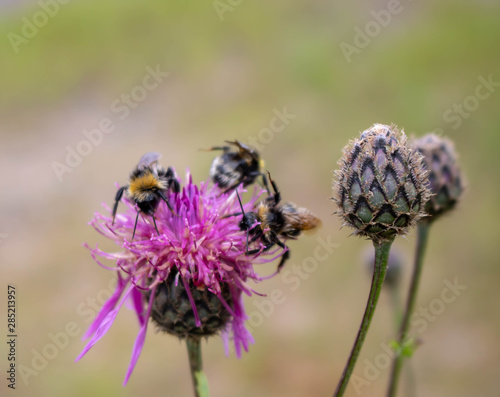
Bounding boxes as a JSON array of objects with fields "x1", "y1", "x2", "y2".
[
  {"x1": 165, "y1": 168, "x2": 181, "y2": 193},
  {"x1": 243, "y1": 223, "x2": 265, "y2": 254},
  {"x1": 112, "y1": 186, "x2": 128, "y2": 225},
  {"x1": 246, "y1": 241, "x2": 274, "y2": 256},
  {"x1": 165, "y1": 167, "x2": 175, "y2": 178},
  {"x1": 158, "y1": 190, "x2": 179, "y2": 217},
  {"x1": 132, "y1": 211, "x2": 140, "y2": 240},
  {"x1": 266, "y1": 171, "x2": 281, "y2": 204},
  {"x1": 272, "y1": 238, "x2": 289, "y2": 272},
  {"x1": 152, "y1": 215, "x2": 160, "y2": 236},
  {"x1": 260, "y1": 173, "x2": 270, "y2": 195},
  {"x1": 249, "y1": 232, "x2": 263, "y2": 244},
  {"x1": 226, "y1": 140, "x2": 253, "y2": 153},
  {"x1": 171, "y1": 178, "x2": 180, "y2": 193},
  {"x1": 201, "y1": 145, "x2": 231, "y2": 152},
  {"x1": 244, "y1": 235, "x2": 261, "y2": 255},
  {"x1": 277, "y1": 249, "x2": 290, "y2": 272}
]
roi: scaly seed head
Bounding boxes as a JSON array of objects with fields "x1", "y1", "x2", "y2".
[
  {"x1": 412, "y1": 134, "x2": 464, "y2": 220},
  {"x1": 333, "y1": 124, "x2": 431, "y2": 241}
]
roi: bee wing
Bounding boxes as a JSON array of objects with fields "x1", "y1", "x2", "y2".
[
  {"x1": 225, "y1": 140, "x2": 259, "y2": 161},
  {"x1": 137, "y1": 152, "x2": 162, "y2": 170}
]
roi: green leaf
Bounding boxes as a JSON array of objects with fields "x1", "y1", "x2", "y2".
[
  {"x1": 389, "y1": 339, "x2": 401, "y2": 352},
  {"x1": 401, "y1": 338, "x2": 419, "y2": 358}
]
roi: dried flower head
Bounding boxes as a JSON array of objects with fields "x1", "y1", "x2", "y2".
[
  {"x1": 333, "y1": 124, "x2": 431, "y2": 241},
  {"x1": 76, "y1": 172, "x2": 282, "y2": 385},
  {"x1": 412, "y1": 134, "x2": 464, "y2": 220}
]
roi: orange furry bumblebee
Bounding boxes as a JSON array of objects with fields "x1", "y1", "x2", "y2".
[{"x1": 237, "y1": 172, "x2": 321, "y2": 272}]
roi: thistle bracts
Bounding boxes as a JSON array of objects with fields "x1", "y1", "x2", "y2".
[
  {"x1": 333, "y1": 124, "x2": 431, "y2": 242},
  {"x1": 412, "y1": 134, "x2": 464, "y2": 220},
  {"x1": 148, "y1": 269, "x2": 233, "y2": 338}
]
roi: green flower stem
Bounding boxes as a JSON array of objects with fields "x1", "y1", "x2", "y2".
[
  {"x1": 387, "y1": 222, "x2": 430, "y2": 397},
  {"x1": 388, "y1": 275, "x2": 417, "y2": 397},
  {"x1": 334, "y1": 238, "x2": 394, "y2": 397},
  {"x1": 186, "y1": 337, "x2": 210, "y2": 397}
]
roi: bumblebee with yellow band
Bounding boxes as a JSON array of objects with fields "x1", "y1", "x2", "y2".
[
  {"x1": 112, "y1": 152, "x2": 180, "y2": 239},
  {"x1": 236, "y1": 172, "x2": 321, "y2": 272}
]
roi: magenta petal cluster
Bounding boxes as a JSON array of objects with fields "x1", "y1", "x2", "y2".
[{"x1": 76, "y1": 172, "x2": 282, "y2": 385}]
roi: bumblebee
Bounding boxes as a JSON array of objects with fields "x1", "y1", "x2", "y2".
[
  {"x1": 112, "y1": 152, "x2": 180, "y2": 239},
  {"x1": 207, "y1": 140, "x2": 267, "y2": 192},
  {"x1": 236, "y1": 172, "x2": 321, "y2": 272}
]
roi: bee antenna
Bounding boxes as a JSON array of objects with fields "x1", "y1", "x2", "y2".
[
  {"x1": 235, "y1": 189, "x2": 252, "y2": 253},
  {"x1": 158, "y1": 190, "x2": 180, "y2": 217},
  {"x1": 236, "y1": 189, "x2": 245, "y2": 215}
]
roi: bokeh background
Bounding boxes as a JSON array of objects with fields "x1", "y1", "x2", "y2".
[{"x1": 1, "y1": 1, "x2": 499, "y2": 396}]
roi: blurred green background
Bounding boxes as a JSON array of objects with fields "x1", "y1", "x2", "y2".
[{"x1": 1, "y1": 0, "x2": 499, "y2": 396}]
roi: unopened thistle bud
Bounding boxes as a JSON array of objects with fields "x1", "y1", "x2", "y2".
[
  {"x1": 333, "y1": 124, "x2": 431, "y2": 241},
  {"x1": 412, "y1": 134, "x2": 464, "y2": 220}
]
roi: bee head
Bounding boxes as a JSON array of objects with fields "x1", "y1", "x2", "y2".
[{"x1": 239, "y1": 212, "x2": 259, "y2": 232}]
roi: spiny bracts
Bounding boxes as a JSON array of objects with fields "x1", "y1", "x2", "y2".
[
  {"x1": 148, "y1": 269, "x2": 233, "y2": 338},
  {"x1": 412, "y1": 134, "x2": 464, "y2": 220},
  {"x1": 333, "y1": 124, "x2": 431, "y2": 241}
]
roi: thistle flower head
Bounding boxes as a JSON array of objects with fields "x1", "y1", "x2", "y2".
[
  {"x1": 76, "y1": 171, "x2": 281, "y2": 385},
  {"x1": 412, "y1": 134, "x2": 464, "y2": 220},
  {"x1": 333, "y1": 124, "x2": 431, "y2": 241}
]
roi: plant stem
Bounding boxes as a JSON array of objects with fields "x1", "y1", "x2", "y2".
[
  {"x1": 334, "y1": 238, "x2": 394, "y2": 397},
  {"x1": 389, "y1": 282, "x2": 417, "y2": 397},
  {"x1": 186, "y1": 337, "x2": 210, "y2": 397},
  {"x1": 387, "y1": 222, "x2": 430, "y2": 397},
  {"x1": 389, "y1": 284, "x2": 403, "y2": 330}
]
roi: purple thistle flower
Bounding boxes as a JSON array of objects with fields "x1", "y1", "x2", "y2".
[{"x1": 76, "y1": 171, "x2": 282, "y2": 385}]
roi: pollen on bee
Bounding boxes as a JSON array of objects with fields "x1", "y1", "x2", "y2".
[{"x1": 129, "y1": 173, "x2": 164, "y2": 194}]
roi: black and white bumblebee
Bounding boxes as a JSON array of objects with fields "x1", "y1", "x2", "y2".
[{"x1": 206, "y1": 140, "x2": 267, "y2": 192}]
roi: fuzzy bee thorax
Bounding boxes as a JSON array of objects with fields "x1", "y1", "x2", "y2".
[{"x1": 129, "y1": 172, "x2": 166, "y2": 198}]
